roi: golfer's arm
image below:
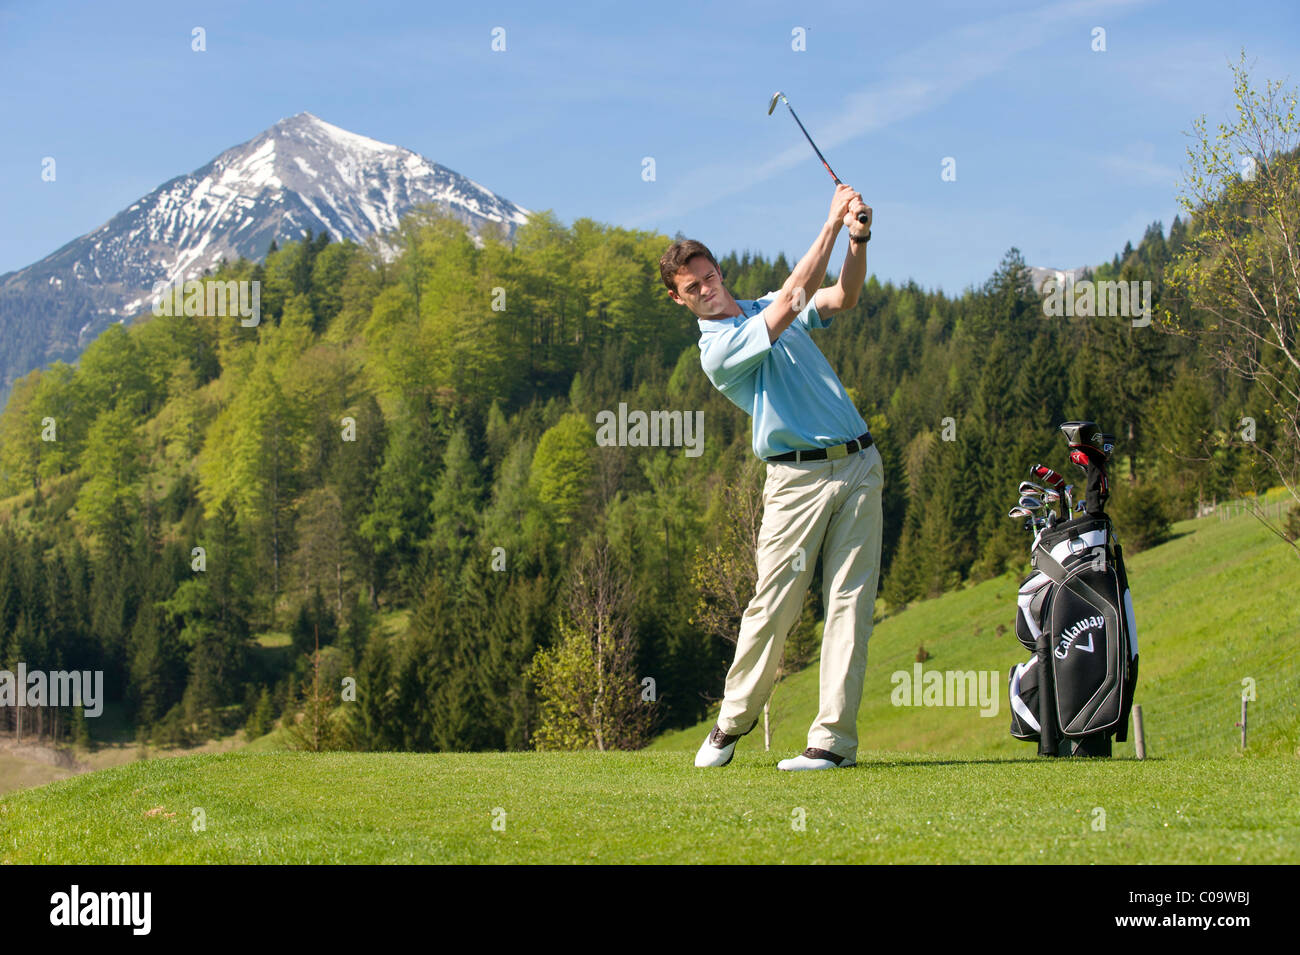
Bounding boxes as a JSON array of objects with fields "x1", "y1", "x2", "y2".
[
  {"x1": 765, "y1": 220, "x2": 840, "y2": 343},
  {"x1": 818, "y1": 238, "x2": 867, "y2": 317}
]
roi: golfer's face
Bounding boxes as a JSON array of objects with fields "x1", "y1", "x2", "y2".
[{"x1": 673, "y1": 259, "x2": 724, "y2": 316}]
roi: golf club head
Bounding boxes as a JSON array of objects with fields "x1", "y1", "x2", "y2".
[
  {"x1": 1018, "y1": 494, "x2": 1044, "y2": 511},
  {"x1": 1042, "y1": 488, "x2": 1061, "y2": 505},
  {"x1": 767, "y1": 91, "x2": 785, "y2": 115},
  {"x1": 1060, "y1": 420, "x2": 1108, "y2": 457},
  {"x1": 1018, "y1": 480, "x2": 1046, "y2": 497},
  {"x1": 1008, "y1": 506, "x2": 1033, "y2": 520}
]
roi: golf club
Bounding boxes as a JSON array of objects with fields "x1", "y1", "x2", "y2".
[
  {"x1": 1018, "y1": 494, "x2": 1044, "y2": 512},
  {"x1": 1041, "y1": 487, "x2": 1062, "y2": 520},
  {"x1": 1059, "y1": 420, "x2": 1107, "y2": 457},
  {"x1": 1008, "y1": 506, "x2": 1046, "y2": 534},
  {"x1": 1019, "y1": 480, "x2": 1054, "y2": 518},
  {"x1": 1028, "y1": 463, "x2": 1066, "y2": 489},
  {"x1": 1020, "y1": 492, "x2": 1058, "y2": 528},
  {"x1": 768, "y1": 91, "x2": 870, "y2": 225}
]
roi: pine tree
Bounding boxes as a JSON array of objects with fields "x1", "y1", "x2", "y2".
[
  {"x1": 329, "y1": 392, "x2": 386, "y2": 609},
  {"x1": 291, "y1": 586, "x2": 337, "y2": 656},
  {"x1": 284, "y1": 623, "x2": 348, "y2": 751},
  {"x1": 245, "y1": 686, "x2": 273, "y2": 740},
  {"x1": 128, "y1": 603, "x2": 186, "y2": 726},
  {"x1": 354, "y1": 629, "x2": 398, "y2": 750},
  {"x1": 457, "y1": 554, "x2": 554, "y2": 749},
  {"x1": 881, "y1": 517, "x2": 923, "y2": 610},
  {"x1": 71, "y1": 706, "x2": 93, "y2": 750},
  {"x1": 359, "y1": 412, "x2": 439, "y2": 603},
  {"x1": 421, "y1": 428, "x2": 483, "y2": 581}
]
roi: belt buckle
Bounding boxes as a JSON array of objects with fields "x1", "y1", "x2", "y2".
[{"x1": 826, "y1": 442, "x2": 847, "y2": 460}]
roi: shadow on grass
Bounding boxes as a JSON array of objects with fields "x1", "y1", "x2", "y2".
[{"x1": 852, "y1": 755, "x2": 1162, "y2": 768}]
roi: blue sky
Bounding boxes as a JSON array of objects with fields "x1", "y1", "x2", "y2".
[{"x1": 1, "y1": 0, "x2": 1297, "y2": 294}]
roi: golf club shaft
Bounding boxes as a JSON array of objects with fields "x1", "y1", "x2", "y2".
[{"x1": 775, "y1": 96, "x2": 870, "y2": 225}]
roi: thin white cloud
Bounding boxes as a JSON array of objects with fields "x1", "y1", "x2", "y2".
[
  {"x1": 627, "y1": 0, "x2": 1154, "y2": 227},
  {"x1": 1098, "y1": 143, "x2": 1182, "y2": 187}
]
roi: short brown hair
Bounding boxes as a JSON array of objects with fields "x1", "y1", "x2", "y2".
[{"x1": 659, "y1": 239, "x2": 720, "y2": 293}]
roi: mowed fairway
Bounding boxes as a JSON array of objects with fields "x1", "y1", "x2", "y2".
[{"x1": 0, "y1": 750, "x2": 1295, "y2": 864}]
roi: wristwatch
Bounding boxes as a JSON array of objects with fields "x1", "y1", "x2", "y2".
[{"x1": 850, "y1": 230, "x2": 871, "y2": 244}]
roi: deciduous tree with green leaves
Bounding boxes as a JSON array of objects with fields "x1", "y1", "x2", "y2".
[
  {"x1": 1164, "y1": 55, "x2": 1300, "y2": 553},
  {"x1": 530, "y1": 535, "x2": 654, "y2": 750}
]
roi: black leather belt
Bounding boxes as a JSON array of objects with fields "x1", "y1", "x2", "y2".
[{"x1": 766, "y1": 432, "x2": 873, "y2": 462}]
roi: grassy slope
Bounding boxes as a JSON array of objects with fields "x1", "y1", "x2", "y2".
[{"x1": 650, "y1": 502, "x2": 1300, "y2": 759}]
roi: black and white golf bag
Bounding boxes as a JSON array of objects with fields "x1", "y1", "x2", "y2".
[{"x1": 1008, "y1": 514, "x2": 1139, "y2": 756}]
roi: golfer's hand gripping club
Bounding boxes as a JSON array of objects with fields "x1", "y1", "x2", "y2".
[{"x1": 828, "y1": 184, "x2": 871, "y2": 236}]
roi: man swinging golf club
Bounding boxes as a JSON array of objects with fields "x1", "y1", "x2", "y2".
[{"x1": 659, "y1": 179, "x2": 881, "y2": 771}]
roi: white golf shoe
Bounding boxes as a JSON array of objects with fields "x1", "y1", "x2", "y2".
[
  {"x1": 694, "y1": 719, "x2": 758, "y2": 767},
  {"x1": 777, "y1": 747, "x2": 856, "y2": 771}
]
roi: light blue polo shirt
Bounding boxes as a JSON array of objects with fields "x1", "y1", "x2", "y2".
[{"x1": 697, "y1": 290, "x2": 869, "y2": 460}]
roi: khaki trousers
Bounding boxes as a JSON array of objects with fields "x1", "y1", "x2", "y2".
[{"x1": 717, "y1": 443, "x2": 884, "y2": 759}]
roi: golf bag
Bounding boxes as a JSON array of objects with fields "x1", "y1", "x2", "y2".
[{"x1": 1008, "y1": 513, "x2": 1139, "y2": 757}]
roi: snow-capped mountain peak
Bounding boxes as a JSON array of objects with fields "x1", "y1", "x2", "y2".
[
  {"x1": 0, "y1": 112, "x2": 531, "y2": 399},
  {"x1": 132, "y1": 110, "x2": 529, "y2": 288}
]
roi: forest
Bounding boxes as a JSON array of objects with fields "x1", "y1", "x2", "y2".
[{"x1": 0, "y1": 182, "x2": 1291, "y2": 751}]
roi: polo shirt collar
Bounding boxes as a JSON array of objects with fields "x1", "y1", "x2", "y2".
[{"x1": 697, "y1": 300, "x2": 756, "y2": 331}]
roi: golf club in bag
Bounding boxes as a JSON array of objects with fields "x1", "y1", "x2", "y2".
[{"x1": 1007, "y1": 421, "x2": 1139, "y2": 757}]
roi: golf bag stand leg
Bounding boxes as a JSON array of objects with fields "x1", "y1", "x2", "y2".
[
  {"x1": 1069, "y1": 734, "x2": 1113, "y2": 757},
  {"x1": 1034, "y1": 630, "x2": 1059, "y2": 757}
]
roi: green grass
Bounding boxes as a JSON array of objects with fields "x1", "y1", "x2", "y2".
[
  {"x1": 1, "y1": 750, "x2": 1294, "y2": 863},
  {"x1": 651, "y1": 498, "x2": 1300, "y2": 760}
]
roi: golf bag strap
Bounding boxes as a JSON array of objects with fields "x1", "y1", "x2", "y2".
[{"x1": 1010, "y1": 660, "x2": 1040, "y2": 732}]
